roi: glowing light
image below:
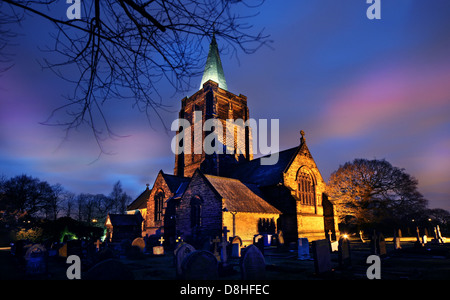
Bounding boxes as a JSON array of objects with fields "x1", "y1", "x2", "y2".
[{"x1": 343, "y1": 234, "x2": 348, "y2": 239}]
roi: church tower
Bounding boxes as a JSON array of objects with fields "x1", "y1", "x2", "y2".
[{"x1": 174, "y1": 35, "x2": 253, "y2": 177}]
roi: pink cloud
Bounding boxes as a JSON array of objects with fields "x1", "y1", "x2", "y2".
[{"x1": 316, "y1": 59, "x2": 450, "y2": 139}]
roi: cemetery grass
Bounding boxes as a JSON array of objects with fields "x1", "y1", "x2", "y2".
[{"x1": 2, "y1": 239, "x2": 450, "y2": 280}]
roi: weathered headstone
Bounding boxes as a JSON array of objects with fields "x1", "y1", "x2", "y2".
[
  {"x1": 312, "y1": 239, "x2": 332, "y2": 274},
  {"x1": 422, "y1": 235, "x2": 428, "y2": 245},
  {"x1": 378, "y1": 233, "x2": 387, "y2": 257},
  {"x1": 253, "y1": 234, "x2": 265, "y2": 255},
  {"x1": 85, "y1": 258, "x2": 134, "y2": 280},
  {"x1": 221, "y1": 227, "x2": 230, "y2": 264},
  {"x1": 240, "y1": 245, "x2": 265, "y2": 280},
  {"x1": 359, "y1": 230, "x2": 365, "y2": 243},
  {"x1": 393, "y1": 230, "x2": 401, "y2": 250},
  {"x1": 394, "y1": 236, "x2": 401, "y2": 250},
  {"x1": 338, "y1": 237, "x2": 351, "y2": 269},
  {"x1": 437, "y1": 225, "x2": 445, "y2": 243},
  {"x1": 297, "y1": 238, "x2": 310, "y2": 260},
  {"x1": 175, "y1": 243, "x2": 195, "y2": 278},
  {"x1": 231, "y1": 243, "x2": 241, "y2": 258},
  {"x1": 330, "y1": 240, "x2": 339, "y2": 252},
  {"x1": 181, "y1": 250, "x2": 219, "y2": 280},
  {"x1": 153, "y1": 236, "x2": 165, "y2": 255},
  {"x1": 231, "y1": 236, "x2": 242, "y2": 258},
  {"x1": 211, "y1": 236, "x2": 221, "y2": 260},
  {"x1": 25, "y1": 244, "x2": 47, "y2": 275},
  {"x1": 277, "y1": 230, "x2": 285, "y2": 246},
  {"x1": 153, "y1": 246, "x2": 164, "y2": 256},
  {"x1": 415, "y1": 227, "x2": 423, "y2": 248},
  {"x1": 131, "y1": 237, "x2": 146, "y2": 253},
  {"x1": 370, "y1": 231, "x2": 378, "y2": 255}
]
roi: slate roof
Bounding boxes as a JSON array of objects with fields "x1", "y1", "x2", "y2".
[
  {"x1": 127, "y1": 186, "x2": 150, "y2": 211},
  {"x1": 229, "y1": 146, "x2": 300, "y2": 187},
  {"x1": 204, "y1": 174, "x2": 281, "y2": 214},
  {"x1": 161, "y1": 173, "x2": 190, "y2": 194}
]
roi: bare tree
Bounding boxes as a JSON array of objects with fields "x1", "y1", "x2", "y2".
[{"x1": 1, "y1": 0, "x2": 271, "y2": 155}]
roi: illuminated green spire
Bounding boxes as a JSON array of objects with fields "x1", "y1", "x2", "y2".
[{"x1": 200, "y1": 34, "x2": 228, "y2": 91}]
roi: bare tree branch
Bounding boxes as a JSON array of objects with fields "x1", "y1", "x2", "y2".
[{"x1": 1, "y1": 0, "x2": 272, "y2": 157}]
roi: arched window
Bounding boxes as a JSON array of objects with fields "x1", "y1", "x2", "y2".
[
  {"x1": 297, "y1": 170, "x2": 315, "y2": 206},
  {"x1": 190, "y1": 196, "x2": 202, "y2": 229},
  {"x1": 154, "y1": 190, "x2": 164, "y2": 222}
]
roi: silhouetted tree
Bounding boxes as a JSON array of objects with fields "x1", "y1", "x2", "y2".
[{"x1": 1, "y1": 0, "x2": 271, "y2": 154}]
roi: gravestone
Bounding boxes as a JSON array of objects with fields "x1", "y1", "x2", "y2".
[
  {"x1": 175, "y1": 243, "x2": 195, "y2": 278},
  {"x1": 277, "y1": 230, "x2": 285, "y2": 246},
  {"x1": 85, "y1": 259, "x2": 134, "y2": 280},
  {"x1": 393, "y1": 230, "x2": 401, "y2": 250},
  {"x1": 370, "y1": 231, "x2": 378, "y2": 255},
  {"x1": 312, "y1": 239, "x2": 332, "y2": 274},
  {"x1": 297, "y1": 238, "x2": 310, "y2": 260},
  {"x1": 240, "y1": 245, "x2": 265, "y2": 280},
  {"x1": 378, "y1": 233, "x2": 387, "y2": 257},
  {"x1": 210, "y1": 236, "x2": 221, "y2": 260},
  {"x1": 253, "y1": 234, "x2": 265, "y2": 255},
  {"x1": 231, "y1": 236, "x2": 242, "y2": 258},
  {"x1": 415, "y1": 227, "x2": 423, "y2": 248},
  {"x1": 131, "y1": 237, "x2": 146, "y2": 253},
  {"x1": 359, "y1": 230, "x2": 365, "y2": 243},
  {"x1": 153, "y1": 236, "x2": 165, "y2": 255},
  {"x1": 231, "y1": 243, "x2": 241, "y2": 258},
  {"x1": 437, "y1": 225, "x2": 445, "y2": 243},
  {"x1": 153, "y1": 246, "x2": 164, "y2": 256},
  {"x1": 394, "y1": 236, "x2": 401, "y2": 250},
  {"x1": 338, "y1": 237, "x2": 351, "y2": 269},
  {"x1": 25, "y1": 244, "x2": 47, "y2": 275},
  {"x1": 221, "y1": 227, "x2": 230, "y2": 264},
  {"x1": 330, "y1": 240, "x2": 339, "y2": 252},
  {"x1": 263, "y1": 234, "x2": 272, "y2": 247},
  {"x1": 181, "y1": 250, "x2": 218, "y2": 280},
  {"x1": 422, "y1": 235, "x2": 428, "y2": 244}
]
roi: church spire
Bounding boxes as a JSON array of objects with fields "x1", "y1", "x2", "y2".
[{"x1": 200, "y1": 33, "x2": 228, "y2": 91}]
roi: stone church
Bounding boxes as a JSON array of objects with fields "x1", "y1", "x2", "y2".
[{"x1": 125, "y1": 35, "x2": 339, "y2": 246}]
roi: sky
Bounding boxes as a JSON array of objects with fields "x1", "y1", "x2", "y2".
[{"x1": 0, "y1": 1, "x2": 449, "y2": 211}]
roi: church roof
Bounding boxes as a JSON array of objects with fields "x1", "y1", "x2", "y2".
[
  {"x1": 229, "y1": 146, "x2": 300, "y2": 187},
  {"x1": 127, "y1": 185, "x2": 150, "y2": 211},
  {"x1": 161, "y1": 172, "x2": 190, "y2": 194},
  {"x1": 200, "y1": 34, "x2": 228, "y2": 91},
  {"x1": 204, "y1": 174, "x2": 281, "y2": 214}
]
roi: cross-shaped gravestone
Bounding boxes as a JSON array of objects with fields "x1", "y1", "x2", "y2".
[
  {"x1": 159, "y1": 236, "x2": 165, "y2": 245},
  {"x1": 221, "y1": 227, "x2": 230, "y2": 264},
  {"x1": 95, "y1": 239, "x2": 101, "y2": 252},
  {"x1": 327, "y1": 230, "x2": 333, "y2": 242}
]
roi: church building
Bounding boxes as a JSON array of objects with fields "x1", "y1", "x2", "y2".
[{"x1": 125, "y1": 35, "x2": 339, "y2": 246}]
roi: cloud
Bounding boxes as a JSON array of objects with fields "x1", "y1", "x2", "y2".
[{"x1": 315, "y1": 59, "x2": 450, "y2": 140}]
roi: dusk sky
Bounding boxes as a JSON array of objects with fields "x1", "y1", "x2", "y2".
[{"x1": 1, "y1": 1, "x2": 449, "y2": 211}]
